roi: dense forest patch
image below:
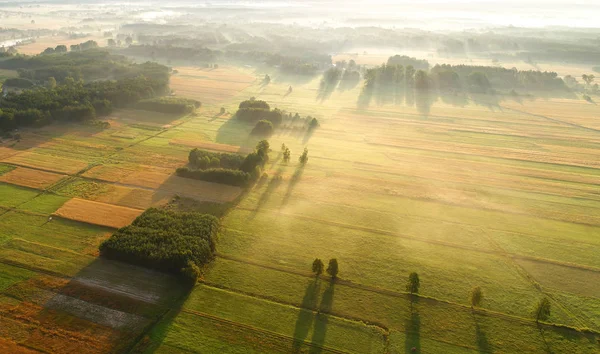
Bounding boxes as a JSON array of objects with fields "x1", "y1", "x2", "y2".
[
  {"x1": 0, "y1": 49, "x2": 170, "y2": 131},
  {"x1": 99, "y1": 208, "x2": 219, "y2": 281},
  {"x1": 177, "y1": 140, "x2": 270, "y2": 187}
]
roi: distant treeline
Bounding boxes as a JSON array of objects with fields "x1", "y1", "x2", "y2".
[
  {"x1": 113, "y1": 42, "x2": 331, "y2": 76},
  {"x1": 99, "y1": 208, "x2": 219, "y2": 281},
  {"x1": 177, "y1": 140, "x2": 270, "y2": 187},
  {"x1": 0, "y1": 49, "x2": 170, "y2": 131},
  {"x1": 0, "y1": 49, "x2": 169, "y2": 84},
  {"x1": 136, "y1": 96, "x2": 201, "y2": 114},
  {"x1": 120, "y1": 44, "x2": 218, "y2": 62},
  {"x1": 358, "y1": 56, "x2": 569, "y2": 107},
  {"x1": 225, "y1": 51, "x2": 331, "y2": 75}
]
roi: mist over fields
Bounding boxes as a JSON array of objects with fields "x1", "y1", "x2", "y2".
[{"x1": 0, "y1": 1, "x2": 600, "y2": 353}]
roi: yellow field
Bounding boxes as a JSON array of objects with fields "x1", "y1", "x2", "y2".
[
  {"x1": 170, "y1": 66, "x2": 255, "y2": 103},
  {"x1": 54, "y1": 198, "x2": 143, "y2": 228},
  {"x1": 2, "y1": 152, "x2": 89, "y2": 174},
  {"x1": 0, "y1": 167, "x2": 65, "y2": 190}
]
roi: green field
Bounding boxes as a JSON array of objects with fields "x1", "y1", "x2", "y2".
[{"x1": 0, "y1": 64, "x2": 599, "y2": 353}]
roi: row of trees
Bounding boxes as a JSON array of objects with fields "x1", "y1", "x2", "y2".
[
  {"x1": 312, "y1": 258, "x2": 338, "y2": 279},
  {"x1": 357, "y1": 55, "x2": 571, "y2": 108},
  {"x1": 99, "y1": 208, "x2": 219, "y2": 282},
  {"x1": 307, "y1": 264, "x2": 553, "y2": 323}
]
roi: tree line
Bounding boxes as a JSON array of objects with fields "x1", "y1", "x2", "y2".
[
  {"x1": 357, "y1": 55, "x2": 570, "y2": 108},
  {"x1": 309, "y1": 259, "x2": 556, "y2": 324},
  {"x1": 99, "y1": 208, "x2": 219, "y2": 282}
]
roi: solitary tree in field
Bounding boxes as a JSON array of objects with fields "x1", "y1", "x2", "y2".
[
  {"x1": 582, "y1": 74, "x2": 595, "y2": 86},
  {"x1": 299, "y1": 148, "x2": 308, "y2": 165},
  {"x1": 283, "y1": 148, "x2": 291, "y2": 163},
  {"x1": 534, "y1": 298, "x2": 551, "y2": 323},
  {"x1": 470, "y1": 286, "x2": 483, "y2": 309},
  {"x1": 406, "y1": 272, "x2": 420, "y2": 294},
  {"x1": 312, "y1": 258, "x2": 324, "y2": 276},
  {"x1": 281, "y1": 143, "x2": 287, "y2": 152},
  {"x1": 326, "y1": 258, "x2": 339, "y2": 279}
]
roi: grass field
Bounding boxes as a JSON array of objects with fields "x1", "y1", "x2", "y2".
[{"x1": 0, "y1": 64, "x2": 598, "y2": 353}]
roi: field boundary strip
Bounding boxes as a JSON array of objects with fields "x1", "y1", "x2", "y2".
[{"x1": 213, "y1": 253, "x2": 600, "y2": 333}]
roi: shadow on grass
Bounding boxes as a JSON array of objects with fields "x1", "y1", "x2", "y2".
[
  {"x1": 281, "y1": 164, "x2": 305, "y2": 207},
  {"x1": 292, "y1": 279, "x2": 322, "y2": 352},
  {"x1": 251, "y1": 168, "x2": 284, "y2": 218},
  {"x1": 405, "y1": 295, "x2": 421, "y2": 354},
  {"x1": 475, "y1": 321, "x2": 492, "y2": 354},
  {"x1": 309, "y1": 282, "x2": 335, "y2": 354},
  {"x1": 537, "y1": 324, "x2": 555, "y2": 354},
  {"x1": 36, "y1": 257, "x2": 193, "y2": 354}
]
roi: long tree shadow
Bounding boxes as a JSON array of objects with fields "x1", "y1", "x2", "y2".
[
  {"x1": 475, "y1": 320, "x2": 492, "y2": 353},
  {"x1": 309, "y1": 282, "x2": 335, "y2": 354},
  {"x1": 251, "y1": 168, "x2": 284, "y2": 218},
  {"x1": 292, "y1": 279, "x2": 322, "y2": 352},
  {"x1": 405, "y1": 296, "x2": 421, "y2": 354},
  {"x1": 537, "y1": 323, "x2": 555, "y2": 354},
  {"x1": 281, "y1": 164, "x2": 305, "y2": 207}
]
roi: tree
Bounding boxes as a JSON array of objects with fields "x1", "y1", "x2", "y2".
[
  {"x1": 415, "y1": 70, "x2": 430, "y2": 90},
  {"x1": 42, "y1": 47, "x2": 55, "y2": 55},
  {"x1": 470, "y1": 286, "x2": 483, "y2": 308},
  {"x1": 312, "y1": 258, "x2": 324, "y2": 276},
  {"x1": 582, "y1": 74, "x2": 595, "y2": 86},
  {"x1": 467, "y1": 72, "x2": 491, "y2": 93},
  {"x1": 534, "y1": 298, "x2": 551, "y2": 323},
  {"x1": 70, "y1": 44, "x2": 80, "y2": 52},
  {"x1": 283, "y1": 148, "x2": 291, "y2": 163},
  {"x1": 125, "y1": 36, "x2": 133, "y2": 46},
  {"x1": 198, "y1": 156, "x2": 210, "y2": 169},
  {"x1": 281, "y1": 143, "x2": 287, "y2": 152},
  {"x1": 209, "y1": 157, "x2": 220, "y2": 168},
  {"x1": 299, "y1": 148, "x2": 308, "y2": 164},
  {"x1": 406, "y1": 272, "x2": 420, "y2": 294},
  {"x1": 54, "y1": 45, "x2": 67, "y2": 53},
  {"x1": 251, "y1": 120, "x2": 273, "y2": 136},
  {"x1": 326, "y1": 258, "x2": 338, "y2": 279},
  {"x1": 107, "y1": 39, "x2": 116, "y2": 47},
  {"x1": 263, "y1": 74, "x2": 271, "y2": 85},
  {"x1": 47, "y1": 77, "x2": 57, "y2": 89},
  {"x1": 256, "y1": 140, "x2": 270, "y2": 155}
]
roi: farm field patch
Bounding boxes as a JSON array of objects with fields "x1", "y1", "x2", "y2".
[
  {"x1": 0, "y1": 167, "x2": 65, "y2": 190},
  {"x1": 54, "y1": 198, "x2": 143, "y2": 229}
]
